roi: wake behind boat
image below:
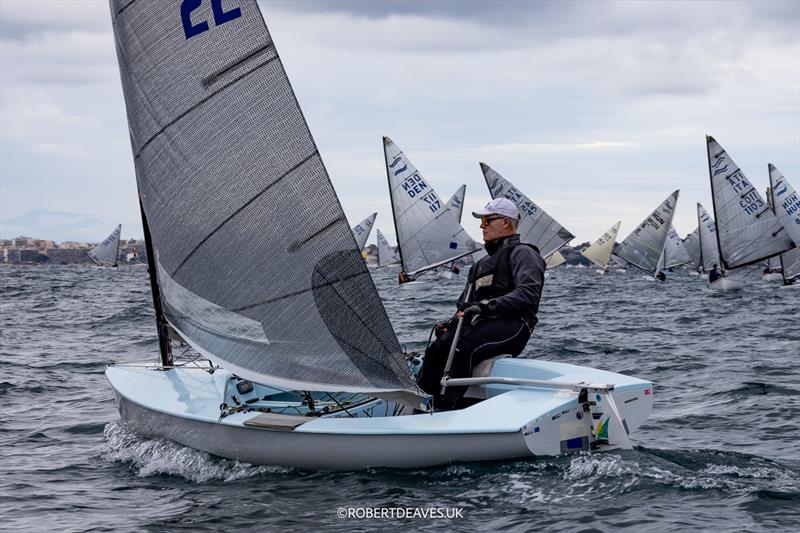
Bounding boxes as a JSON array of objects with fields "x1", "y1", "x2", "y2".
[{"x1": 104, "y1": 0, "x2": 653, "y2": 470}]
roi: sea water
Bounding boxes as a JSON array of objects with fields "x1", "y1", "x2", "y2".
[{"x1": 1, "y1": 264, "x2": 798, "y2": 531}]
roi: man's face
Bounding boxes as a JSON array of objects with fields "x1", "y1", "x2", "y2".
[{"x1": 481, "y1": 216, "x2": 513, "y2": 242}]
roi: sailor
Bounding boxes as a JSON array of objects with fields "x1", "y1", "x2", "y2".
[
  {"x1": 709, "y1": 263, "x2": 723, "y2": 283},
  {"x1": 417, "y1": 198, "x2": 545, "y2": 411},
  {"x1": 655, "y1": 270, "x2": 666, "y2": 282}
]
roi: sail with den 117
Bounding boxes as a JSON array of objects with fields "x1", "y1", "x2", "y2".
[
  {"x1": 384, "y1": 137, "x2": 481, "y2": 278},
  {"x1": 110, "y1": 0, "x2": 424, "y2": 407}
]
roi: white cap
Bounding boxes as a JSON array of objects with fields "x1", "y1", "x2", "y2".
[{"x1": 472, "y1": 197, "x2": 519, "y2": 220}]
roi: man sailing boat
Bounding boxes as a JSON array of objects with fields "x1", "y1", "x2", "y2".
[{"x1": 417, "y1": 198, "x2": 546, "y2": 411}]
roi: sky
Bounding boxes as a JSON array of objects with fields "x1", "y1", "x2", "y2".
[{"x1": 1, "y1": 0, "x2": 798, "y2": 245}]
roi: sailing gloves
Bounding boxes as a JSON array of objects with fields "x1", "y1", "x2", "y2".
[{"x1": 459, "y1": 299, "x2": 497, "y2": 317}]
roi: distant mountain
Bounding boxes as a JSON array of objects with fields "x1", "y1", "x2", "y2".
[{"x1": 0, "y1": 209, "x2": 117, "y2": 243}]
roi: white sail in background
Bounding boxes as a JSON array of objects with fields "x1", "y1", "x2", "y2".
[
  {"x1": 376, "y1": 229, "x2": 400, "y2": 268},
  {"x1": 581, "y1": 221, "x2": 621, "y2": 270},
  {"x1": 706, "y1": 136, "x2": 793, "y2": 269},
  {"x1": 663, "y1": 225, "x2": 692, "y2": 268},
  {"x1": 481, "y1": 163, "x2": 575, "y2": 258},
  {"x1": 110, "y1": 0, "x2": 423, "y2": 407},
  {"x1": 384, "y1": 137, "x2": 481, "y2": 277},
  {"x1": 545, "y1": 250, "x2": 566, "y2": 269},
  {"x1": 683, "y1": 227, "x2": 701, "y2": 267},
  {"x1": 697, "y1": 203, "x2": 721, "y2": 272},
  {"x1": 88, "y1": 224, "x2": 122, "y2": 266},
  {"x1": 768, "y1": 165, "x2": 800, "y2": 282},
  {"x1": 351, "y1": 212, "x2": 377, "y2": 251},
  {"x1": 446, "y1": 184, "x2": 466, "y2": 224},
  {"x1": 615, "y1": 191, "x2": 679, "y2": 275}
]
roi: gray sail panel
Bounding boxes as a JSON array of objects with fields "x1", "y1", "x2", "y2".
[
  {"x1": 110, "y1": 0, "x2": 422, "y2": 404},
  {"x1": 376, "y1": 229, "x2": 400, "y2": 267},
  {"x1": 768, "y1": 165, "x2": 800, "y2": 282},
  {"x1": 683, "y1": 227, "x2": 701, "y2": 267},
  {"x1": 89, "y1": 224, "x2": 122, "y2": 266},
  {"x1": 664, "y1": 225, "x2": 692, "y2": 268},
  {"x1": 706, "y1": 137, "x2": 793, "y2": 269},
  {"x1": 481, "y1": 163, "x2": 574, "y2": 257},
  {"x1": 581, "y1": 221, "x2": 620, "y2": 270},
  {"x1": 697, "y1": 203, "x2": 721, "y2": 272},
  {"x1": 615, "y1": 191, "x2": 679, "y2": 275},
  {"x1": 352, "y1": 212, "x2": 377, "y2": 251},
  {"x1": 384, "y1": 138, "x2": 481, "y2": 276},
  {"x1": 446, "y1": 184, "x2": 467, "y2": 224}
]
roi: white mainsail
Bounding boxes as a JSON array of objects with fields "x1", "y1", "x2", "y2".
[
  {"x1": 110, "y1": 0, "x2": 423, "y2": 407},
  {"x1": 581, "y1": 221, "x2": 621, "y2": 270},
  {"x1": 446, "y1": 184, "x2": 466, "y2": 224},
  {"x1": 384, "y1": 137, "x2": 481, "y2": 278},
  {"x1": 376, "y1": 229, "x2": 400, "y2": 268},
  {"x1": 697, "y1": 203, "x2": 721, "y2": 272},
  {"x1": 663, "y1": 225, "x2": 692, "y2": 268},
  {"x1": 351, "y1": 212, "x2": 377, "y2": 251},
  {"x1": 545, "y1": 250, "x2": 566, "y2": 269},
  {"x1": 768, "y1": 164, "x2": 800, "y2": 282},
  {"x1": 480, "y1": 163, "x2": 575, "y2": 258},
  {"x1": 615, "y1": 191, "x2": 679, "y2": 275},
  {"x1": 706, "y1": 136, "x2": 794, "y2": 268},
  {"x1": 88, "y1": 224, "x2": 122, "y2": 267},
  {"x1": 683, "y1": 227, "x2": 701, "y2": 267}
]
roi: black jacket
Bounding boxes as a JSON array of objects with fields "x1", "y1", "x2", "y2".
[{"x1": 456, "y1": 234, "x2": 546, "y2": 325}]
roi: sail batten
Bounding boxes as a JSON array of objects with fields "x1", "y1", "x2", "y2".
[
  {"x1": 480, "y1": 163, "x2": 574, "y2": 257},
  {"x1": 110, "y1": 0, "x2": 423, "y2": 406}
]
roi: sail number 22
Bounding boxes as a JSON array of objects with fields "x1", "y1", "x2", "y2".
[{"x1": 182, "y1": 0, "x2": 242, "y2": 39}]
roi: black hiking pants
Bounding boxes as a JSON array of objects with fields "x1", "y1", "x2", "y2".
[{"x1": 417, "y1": 316, "x2": 532, "y2": 411}]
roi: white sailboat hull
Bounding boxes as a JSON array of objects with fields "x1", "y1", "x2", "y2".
[
  {"x1": 399, "y1": 280, "x2": 434, "y2": 292},
  {"x1": 710, "y1": 278, "x2": 745, "y2": 291},
  {"x1": 762, "y1": 272, "x2": 783, "y2": 282},
  {"x1": 436, "y1": 270, "x2": 457, "y2": 281},
  {"x1": 107, "y1": 359, "x2": 653, "y2": 471}
]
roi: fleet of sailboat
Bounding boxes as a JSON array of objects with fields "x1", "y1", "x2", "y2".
[{"x1": 92, "y1": 0, "x2": 800, "y2": 473}]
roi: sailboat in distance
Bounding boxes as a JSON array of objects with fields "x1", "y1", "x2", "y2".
[
  {"x1": 384, "y1": 137, "x2": 481, "y2": 288},
  {"x1": 88, "y1": 224, "x2": 122, "y2": 267},
  {"x1": 581, "y1": 221, "x2": 621, "y2": 274},
  {"x1": 614, "y1": 191, "x2": 679, "y2": 280},
  {"x1": 768, "y1": 164, "x2": 800, "y2": 288},
  {"x1": 682, "y1": 227, "x2": 701, "y2": 273},
  {"x1": 446, "y1": 184, "x2": 467, "y2": 224},
  {"x1": 480, "y1": 163, "x2": 574, "y2": 258},
  {"x1": 376, "y1": 229, "x2": 400, "y2": 268},
  {"x1": 662, "y1": 225, "x2": 692, "y2": 271},
  {"x1": 351, "y1": 212, "x2": 377, "y2": 252},
  {"x1": 105, "y1": 0, "x2": 652, "y2": 470}
]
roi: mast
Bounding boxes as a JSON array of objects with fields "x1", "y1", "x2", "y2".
[
  {"x1": 114, "y1": 225, "x2": 121, "y2": 267},
  {"x1": 383, "y1": 137, "x2": 406, "y2": 274},
  {"x1": 696, "y1": 204, "x2": 704, "y2": 272},
  {"x1": 706, "y1": 136, "x2": 730, "y2": 270},
  {"x1": 139, "y1": 196, "x2": 173, "y2": 367}
]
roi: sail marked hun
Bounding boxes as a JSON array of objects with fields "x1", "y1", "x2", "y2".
[{"x1": 615, "y1": 191, "x2": 679, "y2": 275}]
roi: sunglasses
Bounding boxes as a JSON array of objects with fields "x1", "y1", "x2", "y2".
[{"x1": 480, "y1": 215, "x2": 506, "y2": 227}]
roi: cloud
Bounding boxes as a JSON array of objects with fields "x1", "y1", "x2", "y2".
[
  {"x1": 0, "y1": 208, "x2": 107, "y2": 242},
  {"x1": 478, "y1": 141, "x2": 639, "y2": 154}
]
